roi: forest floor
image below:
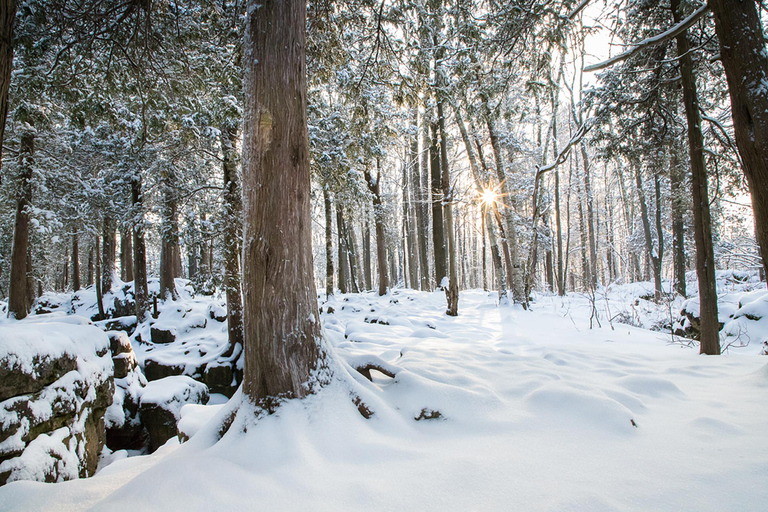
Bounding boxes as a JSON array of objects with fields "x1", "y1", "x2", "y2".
[{"x1": 2, "y1": 279, "x2": 768, "y2": 511}]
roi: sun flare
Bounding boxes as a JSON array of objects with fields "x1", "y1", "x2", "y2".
[{"x1": 480, "y1": 188, "x2": 497, "y2": 206}]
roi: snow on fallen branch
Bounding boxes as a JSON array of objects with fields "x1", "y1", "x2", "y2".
[{"x1": 583, "y1": 4, "x2": 709, "y2": 72}]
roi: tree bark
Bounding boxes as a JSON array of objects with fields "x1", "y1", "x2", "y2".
[
  {"x1": 0, "y1": 0, "x2": 15, "y2": 169},
  {"x1": 95, "y1": 235, "x2": 105, "y2": 321},
  {"x1": 132, "y1": 176, "x2": 148, "y2": 322},
  {"x1": 708, "y1": 0, "x2": 768, "y2": 284},
  {"x1": 87, "y1": 247, "x2": 94, "y2": 287},
  {"x1": 242, "y1": 0, "x2": 326, "y2": 403},
  {"x1": 222, "y1": 124, "x2": 244, "y2": 352},
  {"x1": 670, "y1": 143, "x2": 687, "y2": 297},
  {"x1": 323, "y1": 187, "x2": 334, "y2": 297},
  {"x1": 634, "y1": 162, "x2": 663, "y2": 301},
  {"x1": 363, "y1": 218, "x2": 372, "y2": 291},
  {"x1": 337, "y1": 207, "x2": 349, "y2": 294},
  {"x1": 366, "y1": 159, "x2": 388, "y2": 296},
  {"x1": 430, "y1": 121, "x2": 446, "y2": 287},
  {"x1": 102, "y1": 215, "x2": 116, "y2": 293},
  {"x1": 674, "y1": 0, "x2": 719, "y2": 354},
  {"x1": 71, "y1": 234, "x2": 80, "y2": 291},
  {"x1": 437, "y1": 98, "x2": 458, "y2": 315},
  {"x1": 7, "y1": 130, "x2": 34, "y2": 319},
  {"x1": 120, "y1": 228, "x2": 133, "y2": 282},
  {"x1": 159, "y1": 177, "x2": 179, "y2": 300}
]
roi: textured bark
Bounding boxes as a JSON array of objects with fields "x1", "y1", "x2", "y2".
[
  {"x1": 131, "y1": 177, "x2": 148, "y2": 322},
  {"x1": 581, "y1": 145, "x2": 598, "y2": 289},
  {"x1": 222, "y1": 125, "x2": 244, "y2": 353},
  {"x1": 430, "y1": 122, "x2": 446, "y2": 287},
  {"x1": 365, "y1": 160, "x2": 388, "y2": 296},
  {"x1": 7, "y1": 131, "x2": 34, "y2": 319},
  {"x1": 363, "y1": 219, "x2": 372, "y2": 291},
  {"x1": 337, "y1": 207, "x2": 349, "y2": 294},
  {"x1": 345, "y1": 217, "x2": 361, "y2": 294},
  {"x1": 72, "y1": 234, "x2": 80, "y2": 291},
  {"x1": 242, "y1": 0, "x2": 326, "y2": 402},
  {"x1": 670, "y1": 145, "x2": 687, "y2": 297},
  {"x1": 87, "y1": 247, "x2": 94, "y2": 287},
  {"x1": 323, "y1": 187, "x2": 334, "y2": 297},
  {"x1": 404, "y1": 139, "x2": 419, "y2": 289},
  {"x1": 437, "y1": 98, "x2": 458, "y2": 315},
  {"x1": 417, "y1": 109, "x2": 431, "y2": 290},
  {"x1": 159, "y1": 179, "x2": 179, "y2": 300},
  {"x1": 95, "y1": 236, "x2": 105, "y2": 321},
  {"x1": 0, "y1": 0, "x2": 15, "y2": 168},
  {"x1": 674, "y1": 0, "x2": 719, "y2": 354},
  {"x1": 120, "y1": 228, "x2": 133, "y2": 282},
  {"x1": 708, "y1": 0, "x2": 768, "y2": 285},
  {"x1": 101, "y1": 216, "x2": 116, "y2": 293}
]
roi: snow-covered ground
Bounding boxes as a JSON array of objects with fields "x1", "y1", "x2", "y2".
[{"x1": 1, "y1": 287, "x2": 767, "y2": 511}]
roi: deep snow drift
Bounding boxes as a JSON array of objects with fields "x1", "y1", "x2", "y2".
[{"x1": 1, "y1": 285, "x2": 767, "y2": 511}]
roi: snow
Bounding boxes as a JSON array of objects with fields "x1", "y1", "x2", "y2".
[
  {"x1": 140, "y1": 376, "x2": 209, "y2": 421},
  {"x1": 1, "y1": 285, "x2": 766, "y2": 510}
]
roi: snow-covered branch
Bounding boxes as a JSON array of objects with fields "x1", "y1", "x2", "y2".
[{"x1": 583, "y1": 4, "x2": 709, "y2": 72}]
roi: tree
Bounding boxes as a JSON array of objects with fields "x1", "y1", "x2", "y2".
[
  {"x1": 241, "y1": 0, "x2": 328, "y2": 403},
  {"x1": 708, "y1": 0, "x2": 768, "y2": 285}
]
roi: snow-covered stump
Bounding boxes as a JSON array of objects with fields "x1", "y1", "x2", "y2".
[{"x1": 0, "y1": 317, "x2": 114, "y2": 485}]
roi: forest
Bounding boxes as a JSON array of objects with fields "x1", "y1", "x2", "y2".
[{"x1": 0, "y1": 0, "x2": 767, "y2": 510}]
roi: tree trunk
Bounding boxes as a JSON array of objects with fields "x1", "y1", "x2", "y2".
[
  {"x1": 323, "y1": 187, "x2": 334, "y2": 297},
  {"x1": 581, "y1": 145, "x2": 598, "y2": 289},
  {"x1": 363, "y1": 219, "x2": 372, "y2": 291},
  {"x1": 337, "y1": 207, "x2": 349, "y2": 294},
  {"x1": 674, "y1": 0, "x2": 719, "y2": 354},
  {"x1": 405, "y1": 139, "x2": 419, "y2": 289},
  {"x1": 7, "y1": 130, "x2": 34, "y2": 319},
  {"x1": 132, "y1": 176, "x2": 149, "y2": 322},
  {"x1": 366, "y1": 159, "x2": 388, "y2": 296},
  {"x1": 72, "y1": 234, "x2": 80, "y2": 291},
  {"x1": 709, "y1": 0, "x2": 768, "y2": 285},
  {"x1": 87, "y1": 247, "x2": 94, "y2": 287},
  {"x1": 634, "y1": 162, "x2": 663, "y2": 301},
  {"x1": 437, "y1": 98, "x2": 458, "y2": 315},
  {"x1": 670, "y1": 143, "x2": 687, "y2": 297},
  {"x1": 430, "y1": 122, "x2": 447, "y2": 287},
  {"x1": 0, "y1": 0, "x2": 15, "y2": 169},
  {"x1": 485, "y1": 103, "x2": 524, "y2": 304},
  {"x1": 222, "y1": 124, "x2": 244, "y2": 353},
  {"x1": 102, "y1": 215, "x2": 116, "y2": 293},
  {"x1": 417, "y1": 108, "x2": 431, "y2": 291},
  {"x1": 159, "y1": 178, "x2": 179, "y2": 300},
  {"x1": 242, "y1": 0, "x2": 326, "y2": 402},
  {"x1": 120, "y1": 228, "x2": 133, "y2": 282},
  {"x1": 95, "y1": 236, "x2": 105, "y2": 321}
]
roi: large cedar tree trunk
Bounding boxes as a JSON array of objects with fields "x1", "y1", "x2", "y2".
[
  {"x1": 0, "y1": 0, "x2": 15, "y2": 167},
  {"x1": 222, "y1": 125, "x2": 244, "y2": 351},
  {"x1": 437, "y1": 99, "x2": 458, "y2": 315},
  {"x1": 120, "y1": 228, "x2": 133, "y2": 282},
  {"x1": 241, "y1": 0, "x2": 326, "y2": 403},
  {"x1": 674, "y1": 0, "x2": 719, "y2": 354},
  {"x1": 7, "y1": 131, "x2": 34, "y2": 319}
]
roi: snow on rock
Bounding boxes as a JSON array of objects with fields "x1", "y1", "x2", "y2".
[
  {"x1": 139, "y1": 376, "x2": 209, "y2": 452},
  {"x1": 0, "y1": 319, "x2": 114, "y2": 485}
]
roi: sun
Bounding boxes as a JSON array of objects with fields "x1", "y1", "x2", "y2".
[{"x1": 480, "y1": 188, "x2": 497, "y2": 207}]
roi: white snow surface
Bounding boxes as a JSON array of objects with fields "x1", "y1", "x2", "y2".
[{"x1": 1, "y1": 289, "x2": 767, "y2": 511}]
